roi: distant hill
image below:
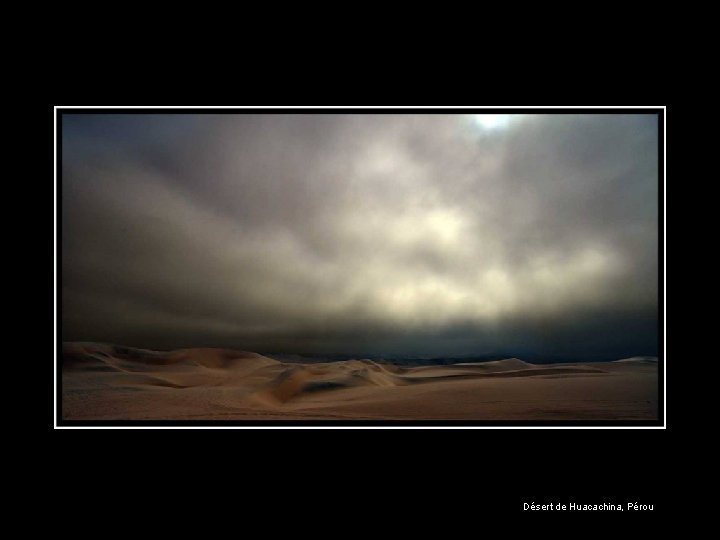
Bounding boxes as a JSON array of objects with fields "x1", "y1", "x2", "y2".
[{"x1": 263, "y1": 352, "x2": 659, "y2": 367}]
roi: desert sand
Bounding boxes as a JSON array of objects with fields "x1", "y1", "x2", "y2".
[{"x1": 61, "y1": 343, "x2": 659, "y2": 421}]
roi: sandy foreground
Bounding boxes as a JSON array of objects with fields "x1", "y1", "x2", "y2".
[{"x1": 61, "y1": 343, "x2": 659, "y2": 421}]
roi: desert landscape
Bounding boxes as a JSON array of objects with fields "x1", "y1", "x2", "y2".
[
  {"x1": 61, "y1": 342, "x2": 658, "y2": 421},
  {"x1": 60, "y1": 112, "x2": 661, "y2": 425}
]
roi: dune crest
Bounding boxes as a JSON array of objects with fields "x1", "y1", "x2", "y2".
[
  {"x1": 61, "y1": 343, "x2": 659, "y2": 421},
  {"x1": 614, "y1": 357, "x2": 659, "y2": 364}
]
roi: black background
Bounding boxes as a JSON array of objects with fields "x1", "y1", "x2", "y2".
[{"x1": 37, "y1": 52, "x2": 689, "y2": 527}]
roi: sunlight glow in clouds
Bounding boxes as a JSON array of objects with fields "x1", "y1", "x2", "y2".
[
  {"x1": 61, "y1": 113, "x2": 659, "y2": 357},
  {"x1": 473, "y1": 114, "x2": 513, "y2": 130}
]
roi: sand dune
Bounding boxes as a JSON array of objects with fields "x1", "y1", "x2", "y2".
[
  {"x1": 614, "y1": 356, "x2": 659, "y2": 364},
  {"x1": 61, "y1": 343, "x2": 659, "y2": 421}
]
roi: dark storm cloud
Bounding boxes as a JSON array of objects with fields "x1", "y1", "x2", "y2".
[{"x1": 61, "y1": 113, "x2": 659, "y2": 358}]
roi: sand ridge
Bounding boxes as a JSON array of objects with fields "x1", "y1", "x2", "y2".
[{"x1": 61, "y1": 343, "x2": 659, "y2": 421}]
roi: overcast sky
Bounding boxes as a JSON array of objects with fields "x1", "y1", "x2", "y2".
[{"x1": 61, "y1": 113, "x2": 659, "y2": 359}]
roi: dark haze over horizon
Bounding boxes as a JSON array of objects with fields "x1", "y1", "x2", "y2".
[{"x1": 61, "y1": 112, "x2": 660, "y2": 360}]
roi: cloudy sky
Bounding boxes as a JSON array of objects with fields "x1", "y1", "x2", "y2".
[{"x1": 61, "y1": 112, "x2": 659, "y2": 359}]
